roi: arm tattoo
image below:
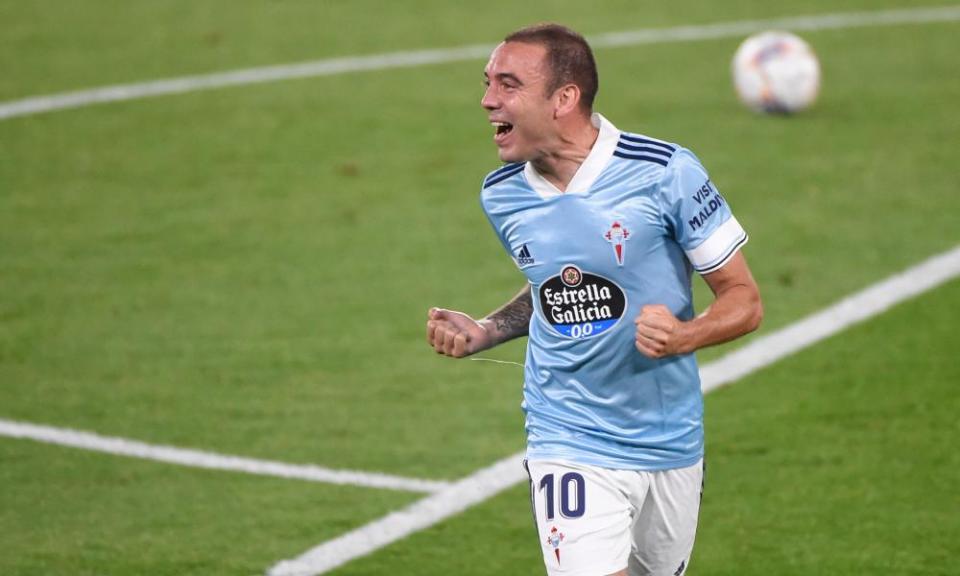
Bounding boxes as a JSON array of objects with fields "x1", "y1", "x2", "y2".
[{"x1": 486, "y1": 286, "x2": 533, "y2": 340}]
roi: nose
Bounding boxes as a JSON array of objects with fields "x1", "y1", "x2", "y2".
[{"x1": 481, "y1": 85, "x2": 498, "y2": 111}]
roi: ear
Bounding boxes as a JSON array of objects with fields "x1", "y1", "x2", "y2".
[{"x1": 553, "y1": 84, "x2": 582, "y2": 118}]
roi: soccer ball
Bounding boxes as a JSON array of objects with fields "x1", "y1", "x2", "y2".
[{"x1": 731, "y1": 31, "x2": 820, "y2": 114}]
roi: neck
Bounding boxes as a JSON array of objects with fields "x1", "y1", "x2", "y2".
[{"x1": 530, "y1": 114, "x2": 599, "y2": 192}]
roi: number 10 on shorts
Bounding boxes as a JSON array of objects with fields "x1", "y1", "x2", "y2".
[{"x1": 539, "y1": 472, "x2": 586, "y2": 519}]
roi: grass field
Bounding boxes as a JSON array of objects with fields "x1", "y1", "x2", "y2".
[{"x1": 1, "y1": 1, "x2": 958, "y2": 575}]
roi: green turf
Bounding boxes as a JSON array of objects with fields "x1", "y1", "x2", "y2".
[
  {"x1": 331, "y1": 279, "x2": 960, "y2": 576},
  {"x1": 1, "y1": 1, "x2": 959, "y2": 574},
  {"x1": 0, "y1": 438, "x2": 419, "y2": 576},
  {"x1": 3, "y1": 12, "x2": 958, "y2": 477},
  {"x1": 696, "y1": 281, "x2": 960, "y2": 575},
  {"x1": 602, "y1": 21, "x2": 960, "y2": 360},
  {"x1": 0, "y1": 0, "x2": 952, "y2": 100}
]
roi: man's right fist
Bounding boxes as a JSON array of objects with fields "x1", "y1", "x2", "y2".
[{"x1": 426, "y1": 308, "x2": 492, "y2": 358}]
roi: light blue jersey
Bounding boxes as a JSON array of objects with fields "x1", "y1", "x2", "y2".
[{"x1": 480, "y1": 114, "x2": 748, "y2": 470}]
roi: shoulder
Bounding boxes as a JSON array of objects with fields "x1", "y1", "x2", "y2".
[
  {"x1": 656, "y1": 145, "x2": 713, "y2": 198},
  {"x1": 613, "y1": 131, "x2": 711, "y2": 195},
  {"x1": 479, "y1": 162, "x2": 530, "y2": 218},
  {"x1": 481, "y1": 162, "x2": 526, "y2": 190},
  {"x1": 613, "y1": 131, "x2": 678, "y2": 169},
  {"x1": 610, "y1": 131, "x2": 696, "y2": 200}
]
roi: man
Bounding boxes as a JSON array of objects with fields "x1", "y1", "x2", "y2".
[{"x1": 426, "y1": 24, "x2": 762, "y2": 576}]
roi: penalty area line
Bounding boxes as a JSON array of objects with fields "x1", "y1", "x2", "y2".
[
  {"x1": 267, "y1": 243, "x2": 960, "y2": 576},
  {"x1": 0, "y1": 419, "x2": 450, "y2": 494},
  {"x1": 2, "y1": 5, "x2": 960, "y2": 121}
]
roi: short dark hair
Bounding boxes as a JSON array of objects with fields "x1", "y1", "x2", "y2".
[{"x1": 504, "y1": 23, "x2": 599, "y2": 111}]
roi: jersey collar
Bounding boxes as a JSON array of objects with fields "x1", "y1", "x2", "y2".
[{"x1": 524, "y1": 113, "x2": 620, "y2": 199}]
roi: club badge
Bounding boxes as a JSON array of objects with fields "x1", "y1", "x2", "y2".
[
  {"x1": 604, "y1": 221, "x2": 630, "y2": 266},
  {"x1": 546, "y1": 526, "x2": 565, "y2": 565}
]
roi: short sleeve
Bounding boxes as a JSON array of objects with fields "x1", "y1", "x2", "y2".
[{"x1": 659, "y1": 149, "x2": 748, "y2": 274}]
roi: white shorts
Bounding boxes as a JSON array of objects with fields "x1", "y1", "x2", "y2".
[{"x1": 525, "y1": 458, "x2": 704, "y2": 576}]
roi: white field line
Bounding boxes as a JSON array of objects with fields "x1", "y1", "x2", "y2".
[
  {"x1": 0, "y1": 419, "x2": 450, "y2": 494},
  {"x1": 700, "y1": 245, "x2": 960, "y2": 392},
  {"x1": 268, "y1": 243, "x2": 960, "y2": 576},
  {"x1": 2, "y1": 5, "x2": 960, "y2": 121}
]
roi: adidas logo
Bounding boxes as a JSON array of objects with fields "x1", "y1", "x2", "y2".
[{"x1": 516, "y1": 244, "x2": 535, "y2": 266}]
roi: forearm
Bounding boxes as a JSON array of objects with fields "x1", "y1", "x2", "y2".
[
  {"x1": 680, "y1": 283, "x2": 762, "y2": 353},
  {"x1": 478, "y1": 285, "x2": 533, "y2": 346}
]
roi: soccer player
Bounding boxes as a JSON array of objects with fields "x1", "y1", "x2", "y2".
[{"x1": 426, "y1": 24, "x2": 762, "y2": 576}]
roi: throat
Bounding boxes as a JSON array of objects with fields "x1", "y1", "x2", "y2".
[
  {"x1": 530, "y1": 129, "x2": 596, "y2": 193},
  {"x1": 531, "y1": 157, "x2": 580, "y2": 193}
]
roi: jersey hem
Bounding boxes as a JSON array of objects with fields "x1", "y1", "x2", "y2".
[{"x1": 526, "y1": 450, "x2": 704, "y2": 472}]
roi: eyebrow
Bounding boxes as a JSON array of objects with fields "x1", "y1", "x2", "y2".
[{"x1": 483, "y1": 71, "x2": 523, "y2": 85}]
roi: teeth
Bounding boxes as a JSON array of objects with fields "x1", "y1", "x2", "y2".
[{"x1": 491, "y1": 121, "x2": 512, "y2": 136}]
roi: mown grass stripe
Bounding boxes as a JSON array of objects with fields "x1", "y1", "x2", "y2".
[{"x1": 1, "y1": 6, "x2": 958, "y2": 121}]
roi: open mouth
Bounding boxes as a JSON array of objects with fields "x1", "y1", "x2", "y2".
[{"x1": 492, "y1": 121, "x2": 514, "y2": 140}]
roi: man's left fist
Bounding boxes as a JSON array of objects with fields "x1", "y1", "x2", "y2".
[{"x1": 634, "y1": 304, "x2": 687, "y2": 359}]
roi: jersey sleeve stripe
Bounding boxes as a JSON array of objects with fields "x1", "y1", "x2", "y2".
[
  {"x1": 612, "y1": 150, "x2": 669, "y2": 167},
  {"x1": 483, "y1": 163, "x2": 526, "y2": 188},
  {"x1": 695, "y1": 234, "x2": 748, "y2": 274},
  {"x1": 488, "y1": 161, "x2": 525, "y2": 178},
  {"x1": 616, "y1": 142, "x2": 673, "y2": 157},
  {"x1": 618, "y1": 133, "x2": 677, "y2": 152},
  {"x1": 685, "y1": 216, "x2": 749, "y2": 273}
]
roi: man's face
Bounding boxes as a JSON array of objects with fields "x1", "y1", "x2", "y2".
[{"x1": 482, "y1": 42, "x2": 557, "y2": 163}]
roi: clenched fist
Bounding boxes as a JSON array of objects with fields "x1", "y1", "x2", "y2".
[
  {"x1": 634, "y1": 304, "x2": 690, "y2": 359},
  {"x1": 426, "y1": 308, "x2": 493, "y2": 358}
]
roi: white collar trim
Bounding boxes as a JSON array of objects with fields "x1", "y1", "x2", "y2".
[{"x1": 524, "y1": 113, "x2": 620, "y2": 199}]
